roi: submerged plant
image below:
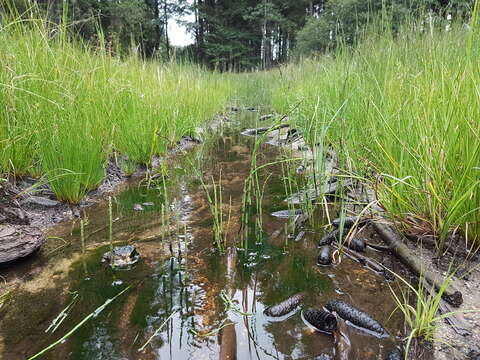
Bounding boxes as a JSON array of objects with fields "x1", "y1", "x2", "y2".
[{"x1": 198, "y1": 173, "x2": 232, "y2": 252}]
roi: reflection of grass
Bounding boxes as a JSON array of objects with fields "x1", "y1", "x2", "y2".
[
  {"x1": 27, "y1": 285, "x2": 132, "y2": 360},
  {"x1": 0, "y1": 290, "x2": 12, "y2": 310},
  {"x1": 190, "y1": 319, "x2": 232, "y2": 338},
  {"x1": 220, "y1": 290, "x2": 253, "y2": 316},
  {"x1": 138, "y1": 310, "x2": 178, "y2": 352}
]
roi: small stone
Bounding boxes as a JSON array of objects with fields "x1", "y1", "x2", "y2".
[
  {"x1": 142, "y1": 202, "x2": 154, "y2": 206},
  {"x1": 133, "y1": 204, "x2": 144, "y2": 211}
]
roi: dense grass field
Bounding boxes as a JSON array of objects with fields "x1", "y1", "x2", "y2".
[
  {"x1": 0, "y1": 14, "x2": 233, "y2": 202},
  {"x1": 1, "y1": 8, "x2": 479, "y2": 247},
  {"x1": 267, "y1": 19, "x2": 480, "y2": 247}
]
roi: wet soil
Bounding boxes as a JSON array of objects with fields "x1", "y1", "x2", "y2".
[{"x1": 0, "y1": 112, "x2": 434, "y2": 359}]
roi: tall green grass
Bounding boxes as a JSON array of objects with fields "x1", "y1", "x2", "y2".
[
  {"x1": 270, "y1": 15, "x2": 480, "y2": 245},
  {"x1": 0, "y1": 8, "x2": 233, "y2": 202}
]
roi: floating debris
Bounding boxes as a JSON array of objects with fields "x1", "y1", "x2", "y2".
[
  {"x1": 301, "y1": 308, "x2": 337, "y2": 333},
  {"x1": 102, "y1": 245, "x2": 140, "y2": 269},
  {"x1": 317, "y1": 246, "x2": 333, "y2": 265},
  {"x1": 264, "y1": 293, "x2": 304, "y2": 318},
  {"x1": 325, "y1": 300, "x2": 388, "y2": 337},
  {"x1": 270, "y1": 209, "x2": 303, "y2": 218}
]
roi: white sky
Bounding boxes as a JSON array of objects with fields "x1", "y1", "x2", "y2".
[
  {"x1": 168, "y1": 6, "x2": 195, "y2": 47},
  {"x1": 169, "y1": 20, "x2": 194, "y2": 46}
]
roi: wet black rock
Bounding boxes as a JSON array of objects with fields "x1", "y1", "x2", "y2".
[
  {"x1": 102, "y1": 245, "x2": 140, "y2": 269},
  {"x1": 317, "y1": 246, "x2": 333, "y2": 265},
  {"x1": 0, "y1": 226, "x2": 44, "y2": 265},
  {"x1": 318, "y1": 229, "x2": 340, "y2": 247},
  {"x1": 264, "y1": 293, "x2": 304, "y2": 317},
  {"x1": 346, "y1": 238, "x2": 366, "y2": 252},
  {"x1": 331, "y1": 216, "x2": 363, "y2": 229},
  {"x1": 385, "y1": 348, "x2": 403, "y2": 360},
  {"x1": 325, "y1": 300, "x2": 387, "y2": 337},
  {"x1": 301, "y1": 308, "x2": 337, "y2": 333}
]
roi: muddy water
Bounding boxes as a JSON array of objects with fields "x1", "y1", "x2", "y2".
[{"x1": 1, "y1": 112, "x2": 408, "y2": 360}]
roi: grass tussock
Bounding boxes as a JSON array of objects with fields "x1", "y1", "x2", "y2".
[
  {"x1": 0, "y1": 10, "x2": 233, "y2": 203},
  {"x1": 269, "y1": 15, "x2": 480, "y2": 245}
]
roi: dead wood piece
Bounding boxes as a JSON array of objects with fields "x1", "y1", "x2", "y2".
[
  {"x1": 334, "y1": 244, "x2": 385, "y2": 274},
  {"x1": 0, "y1": 225, "x2": 44, "y2": 264},
  {"x1": 373, "y1": 222, "x2": 463, "y2": 307},
  {"x1": 365, "y1": 241, "x2": 392, "y2": 252}
]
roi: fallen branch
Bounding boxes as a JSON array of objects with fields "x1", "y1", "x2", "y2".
[{"x1": 373, "y1": 222, "x2": 463, "y2": 307}]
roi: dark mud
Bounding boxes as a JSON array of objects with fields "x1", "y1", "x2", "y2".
[{"x1": 0, "y1": 111, "x2": 427, "y2": 360}]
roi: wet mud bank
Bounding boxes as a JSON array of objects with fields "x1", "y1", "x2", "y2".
[{"x1": 0, "y1": 110, "x2": 476, "y2": 359}]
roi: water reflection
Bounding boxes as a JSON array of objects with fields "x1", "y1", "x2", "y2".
[{"x1": 1, "y1": 112, "x2": 409, "y2": 360}]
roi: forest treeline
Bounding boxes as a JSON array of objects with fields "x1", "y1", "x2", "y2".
[{"x1": 2, "y1": 0, "x2": 475, "y2": 70}]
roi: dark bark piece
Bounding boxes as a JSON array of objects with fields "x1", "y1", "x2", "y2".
[
  {"x1": 264, "y1": 293, "x2": 304, "y2": 317},
  {"x1": 302, "y1": 308, "x2": 337, "y2": 333},
  {"x1": 0, "y1": 226, "x2": 44, "y2": 264},
  {"x1": 345, "y1": 238, "x2": 366, "y2": 252},
  {"x1": 331, "y1": 216, "x2": 365, "y2": 229},
  {"x1": 336, "y1": 244, "x2": 386, "y2": 275},
  {"x1": 373, "y1": 222, "x2": 463, "y2": 307},
  {"x1": 318, "y1": 229, "x2": 340, "y2": 247},
  {"x1": 366, "y1": 242, "x2": 392, "y2": 252},
  {"x1": 318, "y1": 245, "x2": 332, "y2": 265},
  {"x1": 325, "y1": 300, "x2": 388, "y2": 337}
]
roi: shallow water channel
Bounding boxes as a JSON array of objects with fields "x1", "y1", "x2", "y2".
[{"x1": 1, "y1": 112, "x2": 410, "y2": 359}]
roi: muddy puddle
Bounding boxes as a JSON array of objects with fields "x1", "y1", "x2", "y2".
[{"x1": 0, "y1": 112, "x2": 417, "y2": 359}]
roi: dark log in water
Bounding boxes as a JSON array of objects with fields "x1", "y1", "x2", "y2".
[
  {"x1": 345, "y1": 238, "x2": 366, "y2": 252},
  {"x1": 263, "y1": 293, "x2": 304, "y2": 317},
  {"x1": 373, "y1": 222, "x2": 463, "y2": 307},
  {"x1": 301, "y1": 308, "x2": 337, "y2": 333},
  {"x1": 336, "y1": 245, "x2": 386, "y2": 275},
  {"x1": 318, "y1": 229, "x2": 340, "y2": 247},
  {"x1": 331, "y1": 216, "x2": 366, "y2": 229},
  {"x1": 317, "y1": 245, "x2": 333, "y2": 265},
  {"x1": 325, "y1": 300, "x2": 388, "y2": 337}
]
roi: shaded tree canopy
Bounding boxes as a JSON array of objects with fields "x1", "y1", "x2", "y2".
[{"x1": 2, "y1": 0, "x2": 474, "y2": 69}]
